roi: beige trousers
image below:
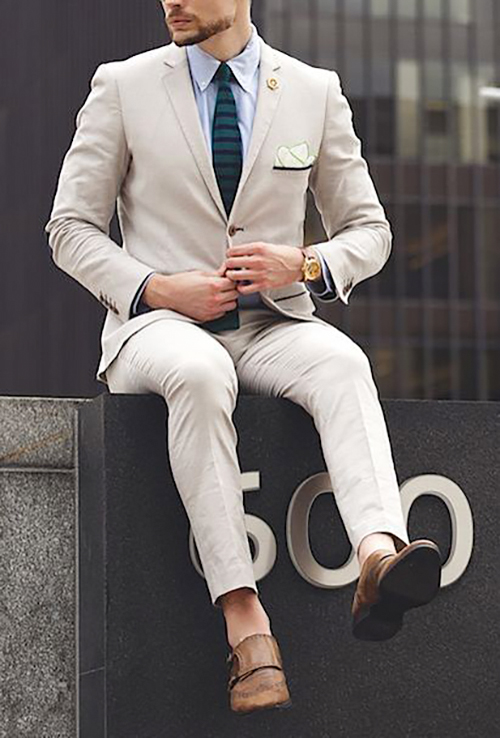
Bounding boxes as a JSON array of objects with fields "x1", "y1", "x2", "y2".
[{"x1": 105, "y1": 308, "x2": 409, "y2": 606}]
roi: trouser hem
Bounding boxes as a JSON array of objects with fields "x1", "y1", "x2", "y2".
[
  {"x1": 210, "y1": 574, "x2": 259, "y2": 608},
  {"x1": 350, "y1": 519, "x2": 410, "y2": 554}
]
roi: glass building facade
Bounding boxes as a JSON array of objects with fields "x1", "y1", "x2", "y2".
[{"x1": 258, "y1": 0, "x2": 500, "y2": 400}]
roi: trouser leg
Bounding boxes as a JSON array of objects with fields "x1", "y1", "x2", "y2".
[
  {"x1": 235, "y1": 318, "x2": 409, "y2": 553},
  {"x1": 105, "y1": 319, "x2": 258, "y2": 606}
]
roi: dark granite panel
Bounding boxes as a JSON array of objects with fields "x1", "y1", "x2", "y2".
[
  {"x1": 77, "y1": 401, "x2": 105, "y2": 676},
  {"x1": 78, "y1": 396, "x2": 500, "y2": 738},
  {"x1": 79, "y1": 668, "x2": 105, "y2": 738},
  {"x1": 0, "y1": 471, "x2": 76, "y2": 738},
  {"x1": 0, "y1": 398, "x2": 84, "y2": 469}
]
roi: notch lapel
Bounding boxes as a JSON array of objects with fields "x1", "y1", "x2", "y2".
[
  {"x1": 230, "y1": 41, "x2": 283, "y2": 216},
  {"x1": 161, "y1": 45, "x2": 227, "y2": 222}
]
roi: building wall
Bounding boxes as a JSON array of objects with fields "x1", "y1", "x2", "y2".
[
  {"x1": 0, "y1": 0, "x2": 498, "y2": 399},
  {"x1": 260, "y1": 0, "x2": 500, "y2": 400}
]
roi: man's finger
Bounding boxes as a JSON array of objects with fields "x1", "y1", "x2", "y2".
[
  {"x1": 225, "y1": 256, "x2": 256, "y2": 269},
  {"x1": 218, "y1": 288, "x2": 239, "y2": 301},
  {"x1": 217, "y1": 277, "x2": 239, "y2": 291},
  {"x1": 226, "y1": 243, "x2": 260, "y2": 257},
  {"x1": 237, "y1": 281, "x2": 261, "y2": 295},
  {"x1": 226, "y1": 269, "x2": 258, "y2": 282}
]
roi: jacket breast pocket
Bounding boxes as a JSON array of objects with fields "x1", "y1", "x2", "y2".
[{"x1": 272, "y1": 164, "x2": 314, "y2": 172}]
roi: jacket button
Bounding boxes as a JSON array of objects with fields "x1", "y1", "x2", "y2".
[{"x1": 228, "y1": 225, "x2": 244, "y2": 237}]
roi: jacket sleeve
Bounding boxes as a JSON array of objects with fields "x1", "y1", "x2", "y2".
[
  {"x1": 309, "y1": 71, "x2": 393, "y2": 305},
  {"x1": 44, "y1": 63, "x2": 154, "y2": 320}
]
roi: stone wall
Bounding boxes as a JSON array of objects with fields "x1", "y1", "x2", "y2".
[{"x1": 0, "y1": 398, "x2": 84, "y2": 738}]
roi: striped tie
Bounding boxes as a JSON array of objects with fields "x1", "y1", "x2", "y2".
[
  {"x1": 212, "y1": 62, "x2": 243, "y2": 217},
  {"x1": 203, "y1": 62, "x2": 242, "y2": 332}
]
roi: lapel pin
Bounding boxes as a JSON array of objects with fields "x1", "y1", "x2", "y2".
[{"x1": 267, "y1": 77, "x2": 279, "y2": 90}]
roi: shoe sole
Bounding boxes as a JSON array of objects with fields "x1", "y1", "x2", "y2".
[
  {"x1": 352, "y1": 541, "x2": 442, "y2": 642},
  {"x1": 236, "y1": 697, "x2": 293, "y2": 717}
]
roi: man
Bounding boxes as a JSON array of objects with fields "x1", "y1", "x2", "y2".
[{"x1": 46, "y1": 0, "x2": 442, "y2": 716}]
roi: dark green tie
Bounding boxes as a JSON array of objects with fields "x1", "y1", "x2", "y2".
[{"x1": 202, "y1": 62, "x2": 242, "y2": 333}]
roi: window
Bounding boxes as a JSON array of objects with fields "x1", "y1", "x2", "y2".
[
  {"x1": 424, "y1": 0, "x2": 442, "y2": 20},
  {"x1": 457, "y1": 207, "x2": 475, "y2": 300},
  {"x1": 397, "y1": 0, "x2": 418, "y2": 19},
  {"x1": 487, "y1": 350, "x2": 500, "y2": 400},
  {"x1": 459, "y1": 349, "x2": 477, "y2": 399},
  {"x1": 424, "y1": 62, "x2": 450, "y2": 162},
  {"x1": 430, "y1": 206, "x2": 450, "y2": 299},
  {"x1": 372, "y1": 0, "x2": 390, "y2": 17},
  {"x1": 486, "y1": 106, "x2": 500, "y2": 164},
  {"x1": 450, "y1": 0, "x2": 471, "y2": 24},
  {"x1": 374, "y1": 98, "x2": 396, "y2": 156},
  {"x1": 451, "y1": 64, "x2": 474, "y2": 164},
  {"x1": 483, "y1": 208, "x2": 500, "y2": 302},
  {"x1": 405, "y1": 204, "x2": 424, "y2": 298},
  {"x1": 397, "y1": 60, "x2": 420, "y2": 159}
]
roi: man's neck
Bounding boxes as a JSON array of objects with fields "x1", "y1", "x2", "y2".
[{"x1": 197, "y1": 20, "x2": 253, "y2": 62}]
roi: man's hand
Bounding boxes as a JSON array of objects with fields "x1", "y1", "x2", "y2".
[
  {"x1": 224, "y1": 242, "x2": 304, "y2": 294},
  {"x1": 142, "y1": 266, "x2": 239, "y2": 322}
]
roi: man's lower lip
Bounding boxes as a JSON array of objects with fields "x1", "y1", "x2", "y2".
[{"x1": 171, "y1": 20, "x2": 191, "y2": 26}]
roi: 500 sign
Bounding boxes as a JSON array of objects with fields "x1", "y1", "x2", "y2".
[{"x1": 189, "y1": 473, "x2": 474, "y2": 589}]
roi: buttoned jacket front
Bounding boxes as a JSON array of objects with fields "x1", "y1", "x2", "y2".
[{"x1": 45, "y1": 37, "x2": 392, "y2": 382}]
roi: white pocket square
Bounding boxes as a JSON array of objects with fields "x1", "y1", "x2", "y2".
[{"x1": 274, "y1": 142, "x2": 316, "y2": 169}]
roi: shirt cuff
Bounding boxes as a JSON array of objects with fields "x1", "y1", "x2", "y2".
[
  {"x1": 305, "y1": 250, "x2": 337, "y2": 298},
  {"x1": 130, "y1": 272, "x2": 156, "y2": 317}
]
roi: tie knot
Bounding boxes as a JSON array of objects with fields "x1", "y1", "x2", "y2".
[{"x1": 215, "y1": 62, "x2": 233, "y2": 84}]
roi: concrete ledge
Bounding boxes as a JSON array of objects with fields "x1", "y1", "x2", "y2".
[{"x1": 0, "y1": 398, "x2": 83, "y2": 470}]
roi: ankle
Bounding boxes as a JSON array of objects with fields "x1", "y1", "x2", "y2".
[
  {"x1": 220, "y1": 587, "x2": 260, "y2": 613},
  {"x1": 357, "y1": 533, "x2": 397, "y2": 568},
  {"x1": 220, "y1": 589, "x2": 272, "y2": 649}
]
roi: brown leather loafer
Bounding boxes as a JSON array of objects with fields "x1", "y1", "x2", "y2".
[
  {"x1": 227, "y1": 633, "x2": 292, "y2": 715},
  {"x1": 352, "y1": 539, "x2": 442, "y2": 641}
]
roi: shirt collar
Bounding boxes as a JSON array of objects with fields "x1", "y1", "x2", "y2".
[{"x1": 186, "y1": 23, "x2": 261, "y2": 93}]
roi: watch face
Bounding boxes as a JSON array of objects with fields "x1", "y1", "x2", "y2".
[{"x1": 306, "y1": 258, "x2": 322, "y2": 281}]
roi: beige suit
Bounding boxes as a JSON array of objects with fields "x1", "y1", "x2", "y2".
[
  {"x1": 46, "y1": 38, "x2": 391, "y2": 382},
  {"x1": 45, "y1": 37, "x2": 409, "y2": 606}
]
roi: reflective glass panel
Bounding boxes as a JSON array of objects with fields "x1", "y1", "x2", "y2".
[
  {"x1": 457, "y1": 207, "x2": 475, "y2": 299},
  {"x1": 371, "y1": 0, "x2": 390, "y2": 17},
  {"x1": 483, "y1": 208, "x2": 500, "y2": 302},
  {"x1": 424, "y1": 0, "x2": 442, "y2": 20},
  {"x1": 451, "y1": 0, "x2": 471, "y2": 24},
  {"x1": 432, "y1": 348, "x2": 452, "y2": 399},
  {"x1": 430, "y1": 206, "x2": 450, "y2": 298},
  {"x1": 487, "y1": 350, "x2": 500, "y2": 400},
  {"x1": 459, "y1": 349, "x2": 477, "y2": 399},
  {"x1": 397, "y1": 60, "x2": 420, "y2": 159},
  {"x1": 405, "y1": 204, "x2": 424, "y2": 297},
  {"x1": 451, "y1": 63, "x2": 474, "y2": 163},
  {"x1": 397, "y1": 0, "x2": 418, "y2": 19}
]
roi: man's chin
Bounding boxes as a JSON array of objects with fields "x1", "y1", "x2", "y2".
[
  {"x1": 169, "y1": 17, "x2": 234, "y2": 47},
  {"x1": 170, "y1": 29, "x2": 196, "y2": 47},
  {"x1": 169, "y1": 24, "x2": 211, "y2": 47}
]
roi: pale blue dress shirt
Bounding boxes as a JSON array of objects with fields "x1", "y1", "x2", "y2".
[{"x1": 131, "y1": 24, "x2": 335, "y2": 316}]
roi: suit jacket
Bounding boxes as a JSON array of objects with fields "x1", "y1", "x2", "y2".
[{"x1": 45, "y1": 37, "x2": 392, "y2": 382}]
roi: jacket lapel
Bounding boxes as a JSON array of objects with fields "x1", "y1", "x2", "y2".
[
  {"x1": 161, "y1": 39, "x2": 283, "y2": 222},
  {"x1": 161, "y1": 45, "x2": 227, "y2": 222},
  {"x1": 230, "y1": 40, "x2": 283, "y2": 215}
]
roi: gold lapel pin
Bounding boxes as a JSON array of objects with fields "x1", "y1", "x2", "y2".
[{"x1": 267, "y1": 77, "x2": 279, "y2": 90}]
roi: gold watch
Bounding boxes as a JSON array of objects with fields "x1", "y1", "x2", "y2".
[{"x1": 300, "y1": 249, "x2": 322, "y2": 282}]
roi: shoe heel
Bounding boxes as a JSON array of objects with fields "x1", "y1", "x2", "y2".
[
  {"x1": 352, "y1": 602, "x2": 403, "y2": 641},
  {"x1": 381, "y1": 546, "x2": 442, "y2": 607}
]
